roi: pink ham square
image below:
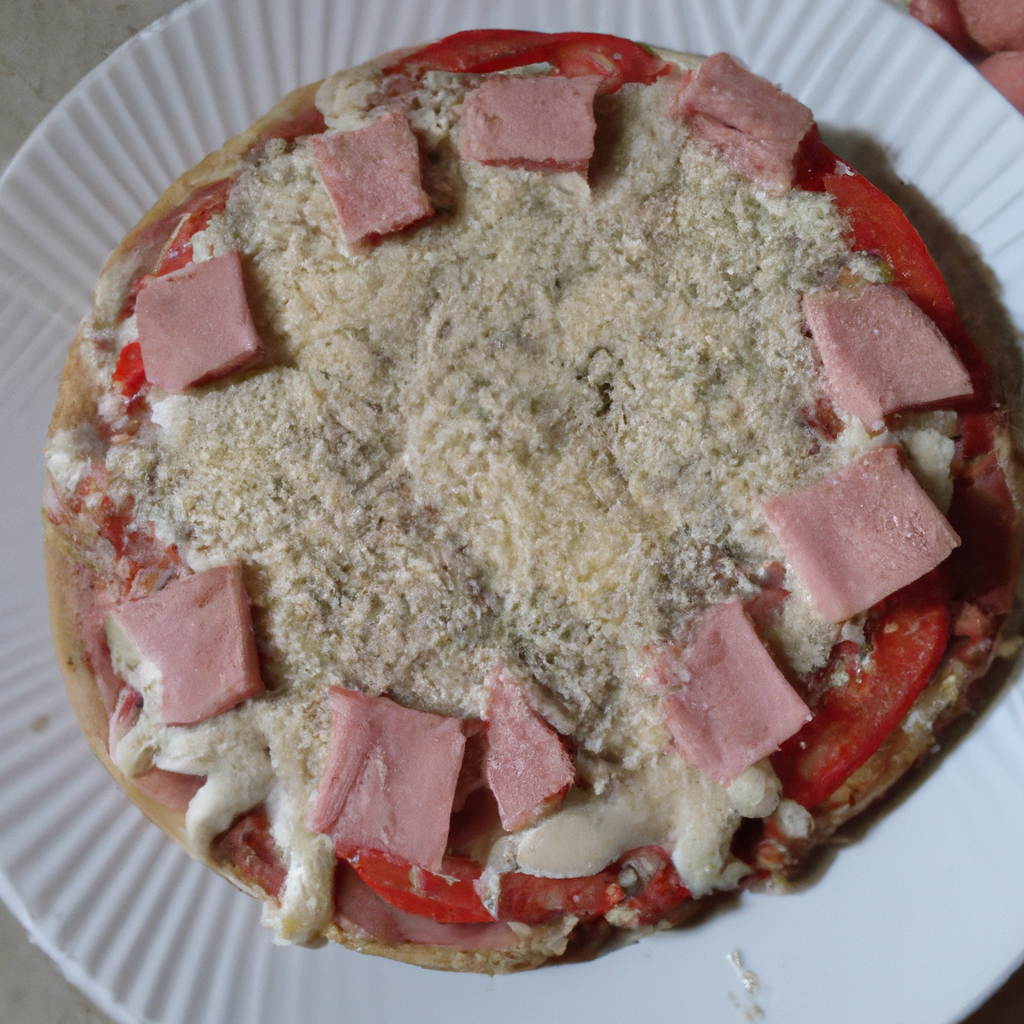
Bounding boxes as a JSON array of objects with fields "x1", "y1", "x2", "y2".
[
  {"x1": 309, "y1": 112, "x2": 433, "y2": 244},
  {"x1": 112, "y1": 564, "x2": 265, "y2": 726},
  {"x1": 644, "y1": 600, "x2": 809, "y2": 786},
  {"x1": 803, "y1": 284, "x2": 973, "y2": 429},
  {"x1": 761, "y1": 445, "x2": 960, "y2": 623},
  {"x1": 483, "y1": 666, "x2": 575, "y2": 831},
  {"x1": 459, "y1": 75, "x2": 602, "y2": 174},
  {"x1": 675, "y1": 52, "x2": 812, "y2": 192},
  {"x1": 306, "y1": 688, "x2": 466, "y2": 872},
  {"x1": 135, "y1": 249, "x2": 264, "y2": 394}
]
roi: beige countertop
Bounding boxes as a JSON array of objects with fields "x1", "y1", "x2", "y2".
[{"x1": 1, "y1": 2, "x2": 1022, "y2": 1022}]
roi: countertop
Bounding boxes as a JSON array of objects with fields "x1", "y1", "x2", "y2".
[{"x1": 1, "y1": 1, "x2": 1022, "y2": 1022}]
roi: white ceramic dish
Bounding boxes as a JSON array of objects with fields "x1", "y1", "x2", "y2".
[{"x1": 3, "y1": 0, "x2": 1024, "y2": 1022}]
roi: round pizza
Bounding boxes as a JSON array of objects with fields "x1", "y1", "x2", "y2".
[{"x1": 43, "y1": 30, "x2": 1022, "y2": 973}]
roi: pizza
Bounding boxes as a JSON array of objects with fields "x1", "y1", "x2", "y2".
[{"x1": 43, "y1": 30, "x2": 1022, "y2": 973}]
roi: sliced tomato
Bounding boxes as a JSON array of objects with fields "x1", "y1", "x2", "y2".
[
  {"x1": 120, "y1": 175, "x2": 235, "y2": 320},
  {"x1": 771, "y1": 570, "x2": 951, "y2": 809},
  {"x1": 154, "y1": 177, "x2": 234, "y2": 277},
  {"x1": 495, "y1": 866, "x2": 625, "y2": 925},
  {"x1": 348, "y1": 850, "x2": 495, "y2": 924},
  {"x1": 794, "y1": 127, "x2": 991, "y2": 406},
  {"x1": 387, "y1": 29, "x2": 671, "y2": 95},
  {"x1": 212, "y1": 807, "x2": 288, "y2": 898},
  {"x1": 97, "y1": 493, "x2": 133, "y2": 559},
  {"x1": 112, "y1": 340, "x2": 146, "y2": 399},
  {"x1": 616, "y1": 846, "x2": 690, "y2": 926}
]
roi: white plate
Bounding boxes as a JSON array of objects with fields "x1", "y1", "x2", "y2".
[{"x1": 3, "y1": 0, "x2": 1024, "y2": 1022}]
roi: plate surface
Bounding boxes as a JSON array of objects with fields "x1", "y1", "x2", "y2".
[{"x1": 3, "y1": 1, "x2": 1024, "y2": 1022}]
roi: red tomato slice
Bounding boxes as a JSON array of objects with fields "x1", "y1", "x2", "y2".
[
  {"x1": 794, "y1": 127, "x2": 991, "y2": 406},
  {"x1": 120, "y1": 175, "x2": 235, "y2": 321},
  {"x1": 771, "y1": 570, "x2": 951, "y2": 809},
  {"x1": 348, "y1": 850, "x2": 495, "y2": 924},
  {"x1": 112, "y1": 340, "x2": 146, "y2": 399},
  {"x1": 154, "y1": 177, "x2": 235, "y2": 277},
  {"x1": 616, "y1": 846, "x2": 690, "y2": 926},
  {"x1": 388, "y1": 29, "x2": 671, "y2": 95},
  {"x1": 495, "y1": 867, "x2": 625, "y2": 925}
]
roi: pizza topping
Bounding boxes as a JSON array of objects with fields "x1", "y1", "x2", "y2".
[
  {"x1": 104, "y1": 685, "x2": 206, "y2": 811},
  {"x1": 309, "y1": 111, "x2": 433, "y2": 243},
  {"x1": 134, "y1": 249, "x2": 264, "y2": 393},
  {"x1": 675, "y1": 52, "x2": 813, "y2": 192},
  {"x1": 212, "y1": 806, "x2": 288, "y2": 898},
  {"x1": 803, "y1": 283, "x2": 973, "y2": 430},
  {"x1": 348, "y1": 850, "x2": 495, "y2": 923},
  {"x1": 492, "y1": 865, "x2": 624, "y2": 925},
  {"x1": 459, "y1": 75, "x2": 602, "y2": 174},
  {"x1": 385, "y1": 29, "x2": 671, "y2": 95},
  {"x1": 107, "y1": 564, "x2": 266, "y2": 726},
  {"x1": 334, "y1": 863, "x2": 518, "y2": 949},
  {"x1": 771, "y1": 570, "x2": 951, "y2": 808},
  {"x1": 761, "y1": 445, "x2": 961, "y2": 622},
  {"x1": 306, "y1": 688, "x2": 466, "y2": 873},
  {"x1": 111, "y1": 341, "x2": 147, "y2": 399},
  {"x1": 483, "y1": 666, "x2": 575, "y2": 831},
  {"x1": 644, "y1": 600, "x2": 810, "y2": 786}
]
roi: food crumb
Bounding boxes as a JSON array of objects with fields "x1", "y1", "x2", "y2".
[{"x1": 728, "y1": 950, "x2": 765, "y2": 1020}]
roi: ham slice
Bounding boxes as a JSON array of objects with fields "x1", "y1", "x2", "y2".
[
  {"x1": 803, "y1": 284, "x2": 973, "y2": 429},
  {"x1": 135, "y1": 249, "x2": 264, "y2": 393},
  {"x1": 310, "y1": 112, "x2": 433, "y2": 244},
  {"x1": 761, "y1": 445, "x2": 960, "y2": 622},
  {"x1": 644, "y1": 600, "x2": 809, "y2": 786},
  {"x1": 306, "y1": 688, "x2": 466, "y2": 872},
  {"x1": 111, "y1": 564, "x2": 265, "y2": 726},
  {"x1": 132, "y1": 768, "x2": 206, "y2": 813},
  {"x1": 459, "y1": 75, "x2": 602, "y2": 173},
  {"x1": 483, "y1": 666, "x2": 575, "y2": 831},
  {"x1": 675, "y1": 52, "x2": 812, "y2": 192}
]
